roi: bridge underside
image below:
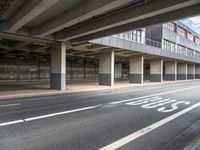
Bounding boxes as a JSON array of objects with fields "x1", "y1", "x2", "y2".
[{"x1": 0, "y1": 0, "x2": 200, "y2": 90}]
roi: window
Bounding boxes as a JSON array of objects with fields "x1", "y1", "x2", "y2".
[
  {"x1": 187, "y1": 48, "x2": 195, "y2": 57},
  {"x1": 195, "y1": 51, "x2": 200, "y2": 58},
  {"x1": 195, "y1": 37, "x2": 200, "y2": 44},
  {"x1": 163, "y1": 22, "x2": 176, "y2": 32},
  {"x1": 187, "y1": 32, "x2": 194, "y2": 41},
  {"x1": 114, "y1": 29, "x2": 144, "y2": 43},
  {"x1": 177, "y1": 26, "x2": 187, "y2": 38},
  {"x1": 177, "y1": 45, "x2": 186, "y2": 55},
  {"x1": 132, "y1": 30, "x2": 137, "y2": 42},
  {"x1": 163, "y1": 40, "x2": 176, "y2": 52},
  {"x1": 137, "y1": 30, "x2": 142, "y2": 43}
]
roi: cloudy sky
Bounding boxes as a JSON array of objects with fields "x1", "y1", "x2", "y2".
[{"x1": 180, "y1": 16, "x2": 200, "y2": 34}]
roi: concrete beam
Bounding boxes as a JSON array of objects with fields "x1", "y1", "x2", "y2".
[
  {"x1": 0, "y1": 42, "x2": 31, "y2": 54},
  {"x1": 55, "y1": 0, "x2": 199, "y2": 41},
  {"x1": 11, "y1": 41, "x2": 31, "y2": 48},
  {"x1": 72, "y1": 42, "x2": 92, "y2": 48},
  {"x1": 6, "y1": 0, "x2": 59, "y2": 32},
  {"x1": 87, "y1": 45, "x2": 108, "y2": 51},
  {"x1": 73, "y1": 3, "x2": 200, "y2": 42},
  {"x1": 0, "y1": 44, "x2": 10, "y2": 50},
  {"x1": 31, "y1": 45, "x2": 50, "y2": 52},
  {"x1": 0, "y1": 32, "x2": 54, "y2": 44},
  {"x1": 2, "y1": 41, "x2": 31, "y2": 53},
  {"x1": 31, "y1": 0, "x2": 134, "y2": 36}
]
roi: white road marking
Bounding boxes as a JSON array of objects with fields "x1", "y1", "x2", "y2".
[
  {"x1": 126, "y1": 97, "x2": 162, "y2": 105},
  {"x1": 0, "y1": 103, "x2": 20, "y2": 108},
  {"x1": 24, "y1": 104, "x2": 101, "y2": 121},
  {"x1": 110, "y1": 85, "x2": 200, "y2": 105},
  {"x1": 0, "y1": 104, "x2": 101, "y2": 127},
  {"x1": 0, "y1": 120, "x2": 24, "y2": 127},
  {"x1": 99, "y1": 102, "x2": 200, "y2": 150},
  {"x1": 126, "y1": 96, "x2": 191, "y2": 113}
]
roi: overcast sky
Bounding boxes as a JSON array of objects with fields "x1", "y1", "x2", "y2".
[{"x1": 180, "y1": 16, "x2": 200, "y2": 34}]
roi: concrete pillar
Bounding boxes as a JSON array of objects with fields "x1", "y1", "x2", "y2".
[
  {"x1": 165, "y1": 61, "x2": 177, "y2": 81},
  {"x1": 16, "y1": 56, "x2": 20, "y2": 80},
  {"x1": 129, "y1": 55, "x2": 144, "y2": 84},
  {"x1": 150, "y1": 59, "x2": 163, "y2": 82},
  {"x1": 50, "y1": 42, "x2": 66, "y2": 90},
  {"x1": 195, "y1": 65, "x2": 200, "y2": 79},
  {"x1": 187, "y1": 64, "x2": 195, "y2": 79},
  {"x1": 99, "y1": 50, "x2": 114, "y2": 86},
  {"x1": 177, "y1": 63, "x2": 187, "y2": 80}
]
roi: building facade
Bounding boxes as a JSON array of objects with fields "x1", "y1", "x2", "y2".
[
  {"x1": 1, "y1": 21, "x2": 200, "y2": 86},
  {"x1": 91, "y1": 21, "x2": 200, "y2": 84}
]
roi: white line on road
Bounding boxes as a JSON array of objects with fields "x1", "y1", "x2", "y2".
[
  {"x1": 24, "y1": 105, "x2": 101, "y2": 121},
  {"x1": 0, "y1": 104, "x2": 101, "y2": 127},
  {"x1": 109, "y1": 85, "x2": 200, "y2": 105},
  {"x1": 0, "y1": 103, "x2": 20, "y2": 108},
  {"x1": 99, "y1": 102, "x2": 200, "y2": 150},
  {"x1": 0, "y1": 120, "x2": 24, "y2": 127}
]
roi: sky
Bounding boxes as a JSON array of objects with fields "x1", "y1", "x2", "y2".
[{"x1": 180, "y1": 16, "x2": 200, "y2": 34}]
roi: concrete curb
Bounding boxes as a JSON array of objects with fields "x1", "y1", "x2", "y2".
[{"x1": 0, "y1": 79, "x2": 199, "y2": 100}]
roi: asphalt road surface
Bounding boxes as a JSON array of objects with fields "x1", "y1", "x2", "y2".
[{"x1": 1, "y1": 81, "x2": 200, "y2": 150}]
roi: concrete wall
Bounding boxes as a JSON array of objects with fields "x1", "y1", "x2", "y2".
[
  {"x1": 150, "y1": 59, "x2": 163, "y2": 82},
  {"x1": 164, "y1": 61, "x2": 177, "y2": 81},
  {"x1": 115, "y1": 63, "x2": 122, "y2": 79},
  {"x1": 187, "y1": 64, "x2": 195, "y2": 79},
  {"x1": 129, "y1": 55, "x2": 144, "y2": 83},
  {"x1": 195, "y1": 65, "x2": 200, "y2": 79},
  {"x1": 0, "y1": 55, "x2": 50, "y2": 80},
  {"x1": 177, "y1": 63, "x2": 187, "y2": 80}
]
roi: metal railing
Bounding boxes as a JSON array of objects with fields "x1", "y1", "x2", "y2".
[
  {"x1": 112, "y1": 34, "x2": 199, "y2": 58},
  {"x1": 112, "y1": 34, "x2": 162, "y2": 48}
]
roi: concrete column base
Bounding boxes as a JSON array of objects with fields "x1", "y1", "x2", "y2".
[
  {"x1": 187, "y1": 74, "x2": 195, "y2": 79},
  {"x1": 129, "y1": 74, "x2": 143, "y2": 84},
  {"x1": 195, "y1": 74, "x2": 200, "y2": 79},
  {"x1": 177, "y1": 74, "x2": 187, "y2": 80},
  {"x1": 150, "y1": 74, "x2": 162, "y2": 82},
  {"x1": 50, "y1": 73, "x2": 66, "y2": 90},
  {"x1": 195, "y1": 65, "x2": 200, "y2": 79},
  {"x1": 99, "y1": 74, "x2": 113, "y2": 86},
  {"x1": 165, "y1": 74, "x2": 176, "y2": 81}
]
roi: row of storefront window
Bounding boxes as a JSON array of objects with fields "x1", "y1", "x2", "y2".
[
  {"x1": 164, "y1": 22, "x2": 200, "y2": 44},
  {"x1": 113, "y1": 29, "x2": 145, "y2": 44},
  {"x1": 163, "y1": 39, "x2": 200, "y2": 58},
  {"x1": 114, "y1": 28, "x2": 200, "y2": 58}
]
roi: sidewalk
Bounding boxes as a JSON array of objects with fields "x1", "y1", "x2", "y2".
[
  {"x1": 183, "y1": 121, "x2": 200, "y2": 150},
  {"x1": 184, "y1": 138, "x2": 200, "y2": 150},
  {"x1": 0, "y1": 79, "x2": 199, "y2": 100}
]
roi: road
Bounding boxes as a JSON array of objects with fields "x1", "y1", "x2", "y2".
[{"x1": 0, "y1": 81, "x2": 200, "y2": 150}]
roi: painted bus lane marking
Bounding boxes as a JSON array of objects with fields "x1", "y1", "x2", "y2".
[{"x1": 126, "y1": 96, "x2": 190, "y2": 113}]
